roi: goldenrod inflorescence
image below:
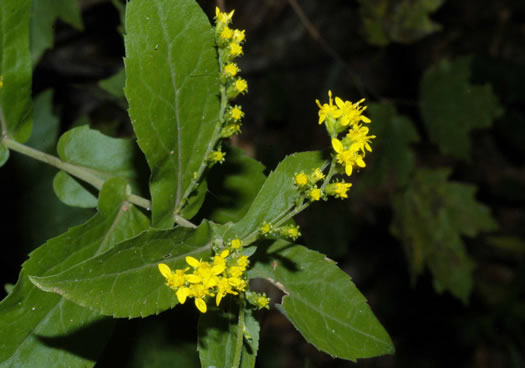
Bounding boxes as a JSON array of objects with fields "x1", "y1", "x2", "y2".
[{"x1": 158, "y1": 240, "x2": 268, "y2": 313}]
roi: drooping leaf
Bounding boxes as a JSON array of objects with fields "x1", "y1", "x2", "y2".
[
  {"x1": 54, "y1": 125, "x2": 148, "y2": 207},
  {"x1": 0, "y1": 0, "x2": 33, "y2": 151},
  {"x1": 359, "y1": 0, "x2": 445, "y2": 46},
  {"x1": 248, "y1": 240, "x2": 394, "y2": 361},
  {"x1": 0, "y1": 177, "x2": 150, "y2": 368},
  {"x1": 30, "y1": 222, "x2": 212, "y2": 318},
  {"x1": 224, "y1": 151, "x2": 325, "y2": 240},
  {"x1": 99, "y1": 68, "x2": 126, "y2": 100},
  {"x1": 124, "y1": 0, "x2": 220, "y2": 228},
  {"x1": 200, "y1": 145, "x2": 267, "y2": 224},
  {"x1": 391, "y1": 168, "x2": 499, "y2": 302},
  {"x1": 30, "y1": 0, "x2": 83, "y2": 65},
  {"x1": 420, "y1": 56, "x2": 503, "y2": 160},
  {"x1": 9, "y1": 90, "x2": 93, "y2": 250},
  {"x1": 198, "y1": 301, "x2": 259, "y2": 368},
  {"x1": 355, "y1": 102, "x2": 419, "y2": 192}
]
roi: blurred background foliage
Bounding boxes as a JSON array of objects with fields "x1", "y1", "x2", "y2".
[{"x1": 1, "y1": 0, "x2": 525, "y2": 366}]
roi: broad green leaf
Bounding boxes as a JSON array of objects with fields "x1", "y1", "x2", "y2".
[
  {"x1": 0, "y1": 177, "x2": 149, "y2": 368},
  {"x1": 55, "y1": 125, "x2": 148, "y2": 207},
  {"x1": 99, "y1": 68, "x2": 125, "y2": 100},
  {"x1": 391, "y1": 168, "x2": 499, "y2": 302},
  {"x1": 355, "y1": 103, "x2": 419, "y2": 192},
  {"x1": 31, "y1": 222, "x2": 212, "y2": 318},
  {"x1": 359, "y1": 0, "x2": 444, "y2": 46},
  {"x1": 248, "y1": 240, "x2": 394, "y2": 361},
  {"x1": 224, "y1": 151, "x2": 324, "y2": 240},
  {"x1": 198, "y1": 301, "x2": 259, "y2": 368},
  {"x1": 31, "y1": 0, "x2": 83, "y2": 65},
  {"x1": 124, "y1": 0, "x2": 220, "y2": 228},
  {"x1": 200, "y1": 145, "x2": 267, "y2": 224},
  {"x1": 0, "y1": 0, "x2": 32, "y2": 149},
  {"x1": 420, "y1": 56, "x2": 503, "y2": 160},
  {"x1": 9, "y1": 90, "x2": 93, "y2": 250}
]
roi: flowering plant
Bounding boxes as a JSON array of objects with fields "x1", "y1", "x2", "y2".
[{"x1": 0, "y1": 1, "x2": 392, "y2": 366}]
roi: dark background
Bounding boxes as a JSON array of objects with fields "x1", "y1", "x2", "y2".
[{"x1": 1, "y1": 0, "x2": 525, "y2": 367}]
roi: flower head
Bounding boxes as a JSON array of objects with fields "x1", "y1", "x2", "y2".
[
  {"x1": 235, "y1": 78, "x2": 248, "y2": 94},
  {"x1": 208, "y1": 150, "x2": 226, "y2": 165},
  {"x1": 308, "y1": 187, "x2": 322, "y2": 201},
  {"x1": 294, "y1": 172, "x2": 309, "y2": 187},
  {"x1": 230, "y1": 238, "x2": 242, "y2": 249},
  {"x1": 326, "y1": 182, "x2": 352, "y2": 199},
  {"x1": 332, "y1": 138, "x2": 366, "y2": 176},
  {"x1": 230, "y1": 43, "x2": 243, "y2": 58},
  {"x1": 215, "y1": 7, "x2": 234, "y2": 25},
  {"x1": 315, "y1": 90, "x2": 343, "y2": 125},
  {"x1": 335, "y1": 97, "x2": 371, "y2": 127}
]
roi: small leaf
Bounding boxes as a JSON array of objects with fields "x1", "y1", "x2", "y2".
[
  {"x1": 0, "y1": 0, "x2": 33, "y2": 145},
  {"x1": 200, "y1": 145, "x2": 267, "y2": 224},
  {"x1": 225, "y1": 151, "x2": 324, "y2": 240},
  {"x1": 355, "y1": 102, "x2": 419, "y2": 191},
  {"x1": 248, "y1": 240, "x2": 394, "y2": 361},
  {"x1": 30, "y1": 222, "x2": 212, "y2": 318},
  {"x1": 420, "y1": 56, "x2": 503, "y2": 160},
  {"x1": 31, "y1": 0, "x2": 83, "y2": 65},
  {"x1": 0, "y1": 178, "x2": 150, "y2": 368},
  {"x1": 359, "y1": 0, "x2": 445, "y2": 46},
  {"x1": 53, "y1": 171, "x2": 98, "y2": 208},
  {"x1": 391, "y1": 168, "x2": 499, "y2": 302},
  {"x1": 125, "y1": 0, "x2": 220, "y2": 228},
  {"x1": 55, "y1": 125, "x2": 148, "y2": 206}
]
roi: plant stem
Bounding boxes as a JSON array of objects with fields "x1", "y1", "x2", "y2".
[
  {"x1": 3, "y1": 136, "x2": 146, "y2": 206},
  {"x1": 232, "y1": 296, "x2": 246, "y2": 368}
]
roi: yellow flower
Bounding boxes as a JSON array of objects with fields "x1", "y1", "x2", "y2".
[
  {"x1": 208, "y1": 150, "x2": 226, "y2": 164},
  {"x1": 236, "y1": 256, "x2": 250, "y2": 270},
  {"x1": 255, "y1": 295, "x2": 270, "y2": 309},
  {"x1": 224, "y1": 63, "x2": 239, "y2": 78},
  {"x1": 310, "y1": 168, "x2": 325, "y2": 183},
  {"x1": 332, "y1": 138, "x2": 366, "y2": 176},
  {"x1": 334, "y1": 97, "x2": 371, "y2": 127},
  {"x1": 230, "y1": 43, "x2": 243, "y2": 57},
  {"x1": 221, "y1": 123, "x2": 242, "y2": 138},
  {"x1": 220, "y1": 26, "x2": 234, "y2": 40},
  {"x1": 158, "y1": 263, "x2": 187, "y2": 289},
  {"x1": 260, "y1": 222, "x2": 272, "y2": 235},
  {"x1": 190, "y1": 284, "x2": 212, "y2": 313},
  {"x1": 176, "y1": 286, "x2": 192, "y2": 304},
  {"x1": 294, "y1": 172, "x2": 308, "y2": 187},
  {"x1": 231, "y1": 238, "x2": 242, "y2": 249},
  {"x1": 315, "y1": 90, "x2": 343, "y2": 125},
  {"x1": 229, "y1": 106, "x2": 244, "y2": 121},
  {"x1": 233, "y1": 29, "x2": 245, "y2": 43},
  {"x1": 309, "y1": 188, "x2": 322, "y2": 201},
  {"x1": 327, "y1": 182, "x2": 352, "y2": 199},
  {"x1": 280, "y1": 225, "x2": 301, "y2": 241},
  {"x1": 235, "y1": 78, "x2": 248, "y2": 94},
  {"x1": 346, "y1": 125, "x2": 375, "y2": 153},
  {"x1": 215, "y1": 7, "x2": 234, "y2": 24}
]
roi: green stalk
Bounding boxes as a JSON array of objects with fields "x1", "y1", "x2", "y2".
[{"x1": 232, "y1": 296, "x2": 246, "y2": 368}]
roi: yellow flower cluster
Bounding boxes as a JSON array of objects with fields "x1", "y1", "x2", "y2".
[
  {"x1": 215, "y1": 7, "x2": 247, "y2": 140},
  {"x1": 316, "y1": 91, "x2": 375, "y2": 178},
  {"x1": 294, "y1": 167, "x2": 326, "y2": 202},
  {"x1": 159, "y1": 248, "x2": 249, "y2": 314}
]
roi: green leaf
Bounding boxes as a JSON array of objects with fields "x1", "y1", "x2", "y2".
[
  {"x1": 198, "y1": 301, "x2": 259, "y2": 368},
  {"x1": 200, "y1": 145, "x2": 267, "y2": 224},
  {"x1": 225, "y1": 151, "x2": 324, "y2": 240},
  {"x1": 53, "y1": 171, "x2": 98, "y2": 208},
  {"x1": 31, "y1": 0, "x2": 83, "y2": 65},
  {"x1": 355, "y1": 103, "x2": 419, "y2": 191},
  {"x1": 0, "y1": 177, "x2": 150, "y2": 368},
  {"x1": 391, "y1": 168, "x2": 499, "y2": 302},
  {"x1": 0, "y1": 0, "x2": 33, "y2": 146},
  {"x1": 249, "y1": 240, "x2": 394, "y2": 361},
  {"x1": 420, "y1": 56, "x2": 504, "y2": 160},
  {"x1": 30, "y1": 222, "x2": 212, "y2": 318},
  {"x1": 55, "y1": 125, "x2": 148, "y2": 207},
  {"x1": 359, "y1": 0, "x2": 445, "y2": 46},
  {"x1": 99, "y1": 68, "x2": 125, "y2": 100},
  {"x1": 124, "y1": 0, "x2": 220, "y2": 228}
]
